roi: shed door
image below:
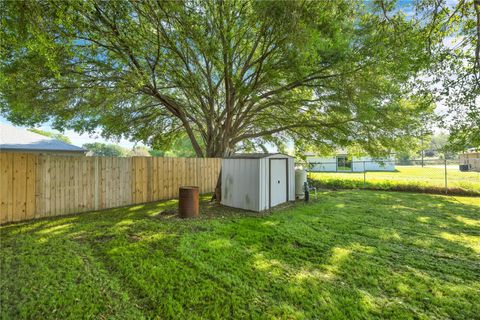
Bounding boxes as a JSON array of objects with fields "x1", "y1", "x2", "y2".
[{"x1": 270, "y1": 159, "x2": 287, "y2": 207}]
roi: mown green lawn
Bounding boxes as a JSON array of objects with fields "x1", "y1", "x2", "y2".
[
  {"x1": 310, "y1": 166, "x2": 480, "y2": 196},
  {"x1": 1, "y1": 191, "x2": 479, "y2": 319}
]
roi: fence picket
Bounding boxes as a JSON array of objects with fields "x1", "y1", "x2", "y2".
[
  {"x1": 25, "y1": 154, "x2": 36, "y2": 220},
  {"x1": 45, "y1": 156, "x2": 51, "y2": 217},
  {"x1": 13, "y1": 153, "x2": 27, "y2": 221},
  {"x1": 0, "y1": 154, "x2": 10, "y2": 224}
]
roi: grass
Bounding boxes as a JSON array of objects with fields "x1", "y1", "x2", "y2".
[
  {"x1": 309, "y1": 166, "x2": 480, "y2": 196},
  {"x1": 1, "y1": 191, "x2": 480, "y2": 319}
]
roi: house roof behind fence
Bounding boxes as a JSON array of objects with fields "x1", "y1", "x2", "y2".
[{"x1": 0, "y1": 124, "x2": 85, "y2": 153}]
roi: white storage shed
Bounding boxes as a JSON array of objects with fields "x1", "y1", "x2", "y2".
[{"x1": 221, "y1": 153, "x2": 295, "y2": 212}]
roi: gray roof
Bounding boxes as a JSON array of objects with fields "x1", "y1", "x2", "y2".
[
  {"x1": 0, "y1": 124, "x2": 85, "y2": 153},
  {"x1": 226, "y1": 153, "x2": 293, "y2": 159}
]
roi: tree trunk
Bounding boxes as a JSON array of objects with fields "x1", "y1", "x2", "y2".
[{"x1": 208, "y1": 141, "x2": 234, "y2": 202}]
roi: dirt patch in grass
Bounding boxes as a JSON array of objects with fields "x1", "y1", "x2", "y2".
[
  {"x1": 151, "y1": 208, "x2": 178, "y2": 219},
  {"x1": 94, "y1": 234, "x2": 115, "y2": 243},
  {"x1": 127, "y1": 234, "x2": 142, "y2": 242}
]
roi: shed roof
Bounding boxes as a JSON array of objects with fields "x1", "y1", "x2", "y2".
[
  {"x1": 226, "y1": 153, "x2": 293, "y2": 159},
  {"x1": 0, "y1": 124, "x2": 85, "y2": 153}
]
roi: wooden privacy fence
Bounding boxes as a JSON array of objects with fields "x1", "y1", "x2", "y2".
[{"x1": 0, "y1": 153, "x2": 221, "y2": 224}]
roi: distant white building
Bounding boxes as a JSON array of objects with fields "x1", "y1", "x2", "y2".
[
  {"x1": 306, "y1": 152, "x2": 395, "y2": 172},
  {"x1": 459, "y1": 151, "x2": 480, "y2": 172}
]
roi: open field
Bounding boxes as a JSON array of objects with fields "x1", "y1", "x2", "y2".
[
  {"x1": 1, "y1": 191, "x2": 479, "y2": 319},
  {"x1": 309, "y1": 166, "x2": 480, "y2": 196}
]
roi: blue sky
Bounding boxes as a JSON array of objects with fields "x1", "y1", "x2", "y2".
[{"x1": 0, "y1": 116, "x2": 137, "y2": 149}]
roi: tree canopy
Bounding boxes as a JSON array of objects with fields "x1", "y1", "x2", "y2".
[
  {"x1": 411, "y1": 0, "x2": 480, "y2": 151},
  {"x1": 28, "y1": 128, "x2": 72, "y2": 144},
  {"x1": 82, "y1": 142, "x2": 130, "y2": 157},
  {"x1": 1, "y1": 0, "x2": 465, "y2": 157}
]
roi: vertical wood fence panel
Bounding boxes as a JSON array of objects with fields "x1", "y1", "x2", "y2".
[{"x1": 0, "y1": 153, "x2": 221, "y2": 224}]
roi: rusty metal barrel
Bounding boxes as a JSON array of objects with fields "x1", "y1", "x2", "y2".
[{"x1": 178, "y1": 186, "x2": 199, "y2": 218}]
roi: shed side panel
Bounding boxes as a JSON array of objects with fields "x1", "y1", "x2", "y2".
[{"x1": 221, "y1": 159, "x2": 259, "y2": 211}]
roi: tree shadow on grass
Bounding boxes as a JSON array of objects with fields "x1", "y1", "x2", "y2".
[{"x1": 1, "y1": 191, "x2": 479, "y2": 319}]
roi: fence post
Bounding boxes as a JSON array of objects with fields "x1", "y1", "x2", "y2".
[
  {"x1": 94, "y1": 157, "x2": 99, "y2": 210},
  {"x1": 444, "y1": 157, "x2": 448, "y2": 195},
  {"x1": 363, "y1": 161, "x2": 366, "y2": 189}
]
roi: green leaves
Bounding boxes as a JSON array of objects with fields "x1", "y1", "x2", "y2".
[
  {"x1": 28, "y1": 128, "x2": 72, "y2": 144},
  {"x1": 0, "y1": 0, "x2": 447, "y2": 156}
]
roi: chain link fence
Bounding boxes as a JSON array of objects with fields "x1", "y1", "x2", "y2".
[{"x1": 306, "y1": 159, "x2": 480, "y2": 196}]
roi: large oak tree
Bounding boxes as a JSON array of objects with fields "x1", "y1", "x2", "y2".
[
  {"x1": 415, "y1": 0, "x2": 480, "y2": 150},
  {"x1": 1, "y1": 0, "x2": 438, "y2": 157}
]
